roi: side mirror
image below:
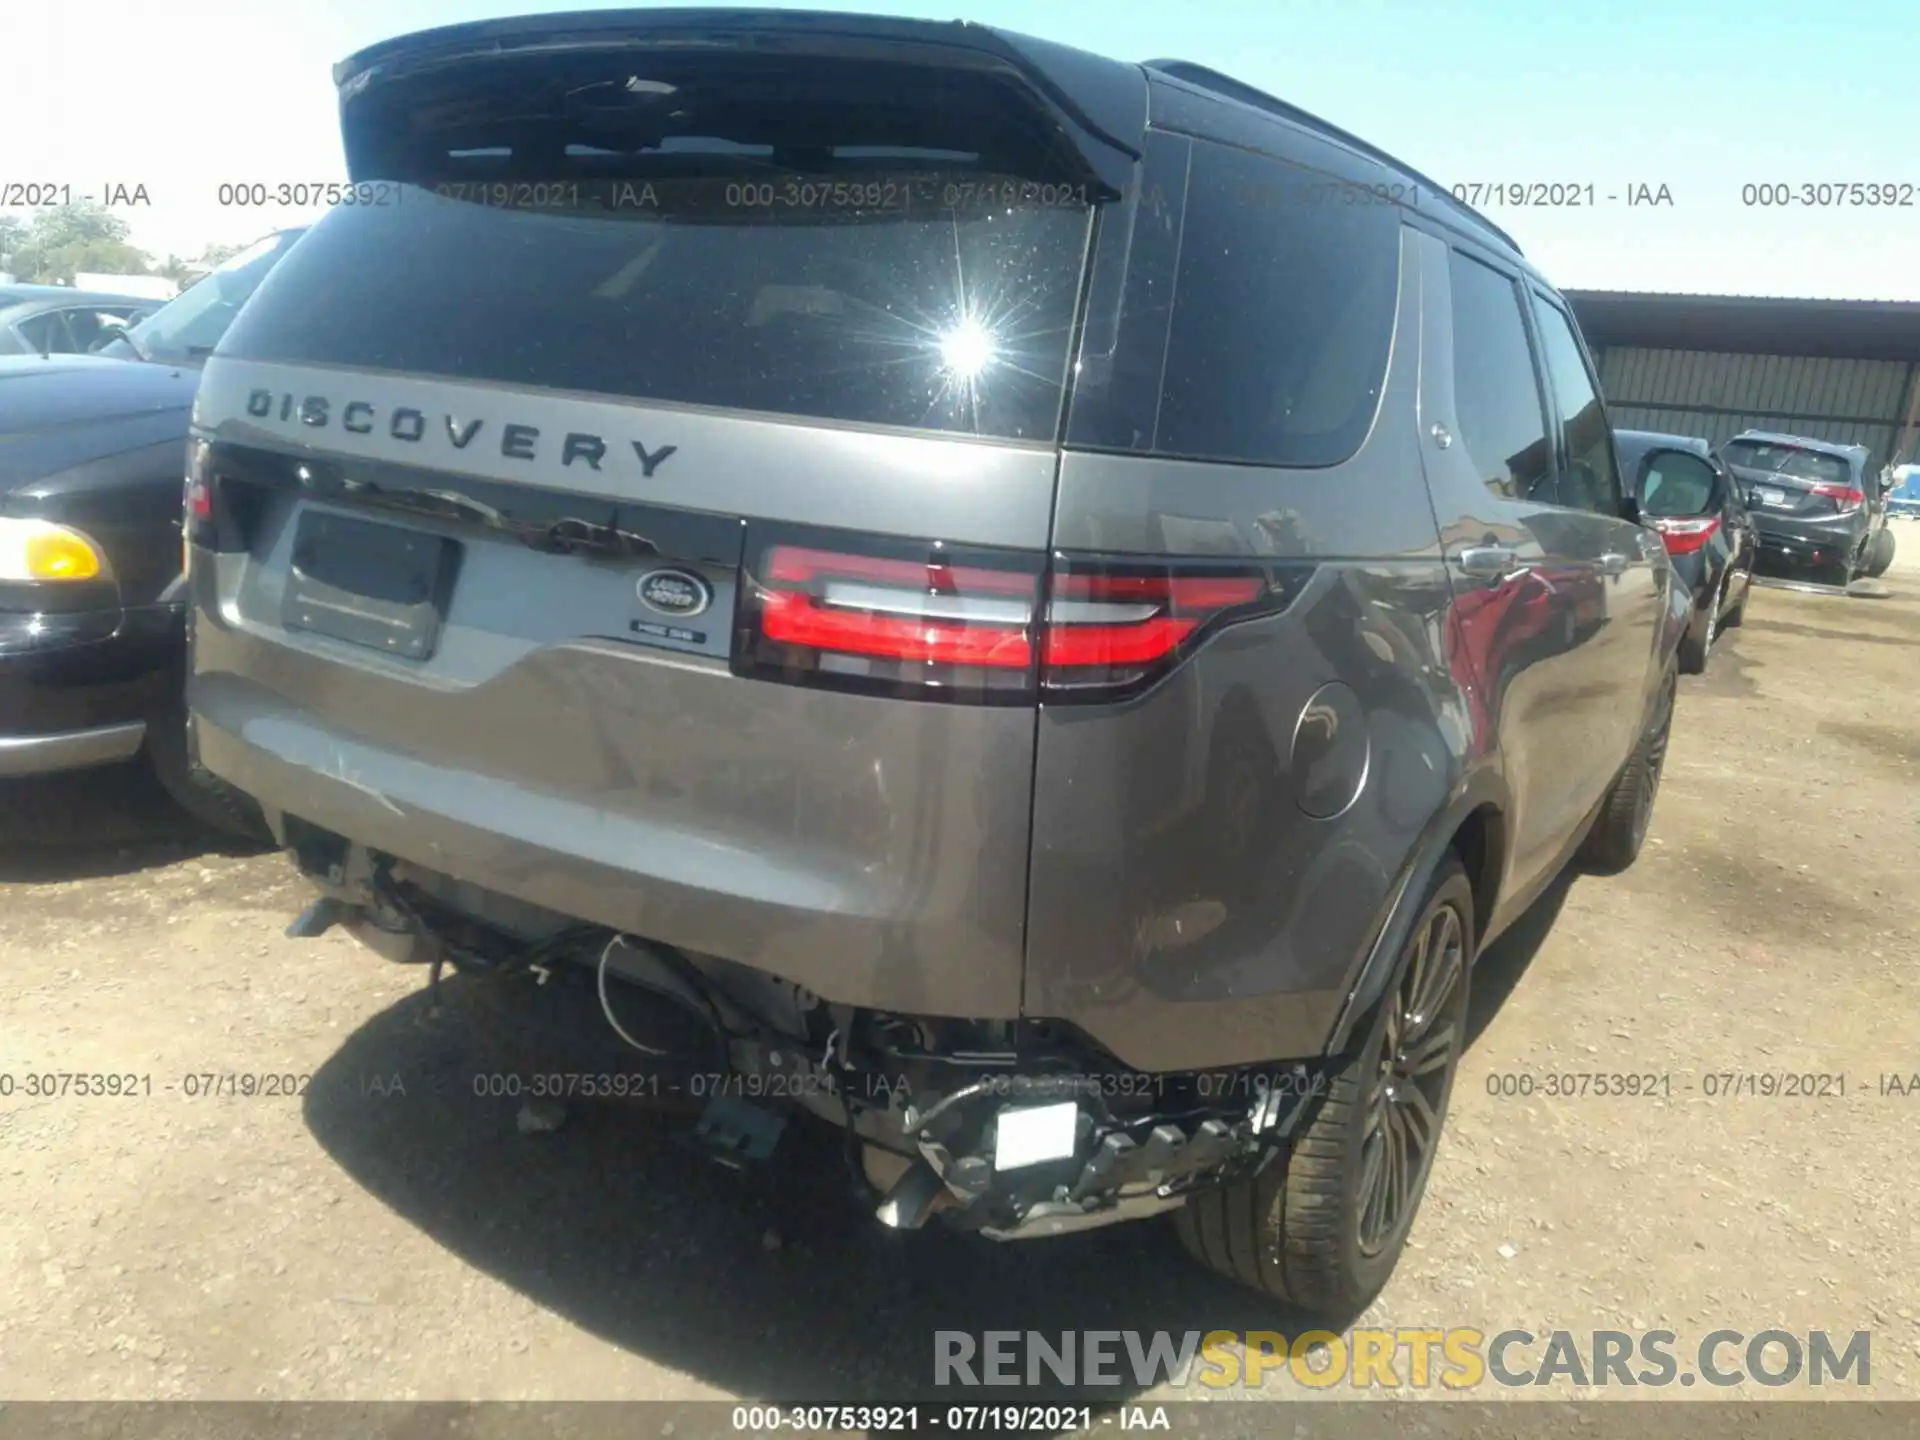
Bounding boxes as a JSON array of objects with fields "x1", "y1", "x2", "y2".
[{"x1": 1619, "y1": 493, "x2": 1642, "y2": 526}]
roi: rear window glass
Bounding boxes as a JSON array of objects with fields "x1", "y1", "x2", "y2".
[
  {"x1": 1719, "y1": 439, "x2": 1851, "y2": 485},
  {"x1": 216, "y1": 182, "x2": 1091, "y2": 441}
]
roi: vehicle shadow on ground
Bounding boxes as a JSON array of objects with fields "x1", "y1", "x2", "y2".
[
  {"x1": 1464, "y1": 867, "x2": 1576, "y2": 1049},
  {"x1": 301, "y1": 865, "x2": 1593, "y2": 1403},
  {"x1": 1740, "y1": 616, "x2": 1919, "y2": 648},
  {"x1": 304, "y1": 979, "x2": 1380, "y2": 1405},
  {"x1": 0, "y1": 761, "x2": 264, "y2": 883}
]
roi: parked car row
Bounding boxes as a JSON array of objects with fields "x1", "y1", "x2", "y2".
[
  {"x1": 0, "y1": 6, "x2": 1900, "y2": 1326},
  {"x1": 1610, "y1": 423, "x2": 1901, "y2": 673}
]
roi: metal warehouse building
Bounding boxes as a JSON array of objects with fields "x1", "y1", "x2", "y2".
[{"x1": 1565, "y1": 292, "x2": 1920, "y2": 477}]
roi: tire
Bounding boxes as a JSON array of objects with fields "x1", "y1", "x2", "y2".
[
  {"x1": 1676, "y1": 578, "x2": 1723, "y2": 675},
  {"x1": 1864, "y1": 527, "x2": 1895, "y2": 579},
  {"x1": 1174, "y1": 856, "x2": 1474, "y2": 1320},
  {"x1": 1578, "y1": 664, "x2": 1675, "y2": 876},
  {"x1": 148, "y1": 705, "x2": 270, "y2": 842}
]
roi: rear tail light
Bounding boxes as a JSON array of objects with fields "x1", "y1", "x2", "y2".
[
  {"x1": 1041, "y1": 565, "x2": 1266, "y2": 693},
  {"x1": 1647, "y1": 514, "x2": 1721, "y2": 556},
  {"x1": 738, "y1": 538, "x2": 1042, "y2": 703},
  {"x1": 1808, "y1": 483, "x2": 1866, "y2": 512},
  {"x1": 734, "y1": 532, "x2": 1273, "y2": 704}
]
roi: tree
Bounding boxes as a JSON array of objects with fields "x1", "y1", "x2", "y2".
[
  {"x1": 155, "y1": 254, "x2": 198, "y2": 288},
  {"x1": 196, "y1": 241, "x2": 245, "y2": 271},
  {"x1": 6, "y1": 201, "x2": 153, "y2": 285},
  {"x1": 154, "y1": 240, "x2": 246, "y2": 290},
  {"x1": 0, "y1": 215, "x2": 24, "y2": 276}
]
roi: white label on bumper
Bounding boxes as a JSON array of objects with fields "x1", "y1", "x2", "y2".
[{"x1": 993, "y1": 1102, "x2": 1080, "y2": 1171}]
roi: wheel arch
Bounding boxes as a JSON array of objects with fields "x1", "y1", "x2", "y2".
[{"x1": 1323, "y1": 776, "x2": 1508, "y2": 1056}]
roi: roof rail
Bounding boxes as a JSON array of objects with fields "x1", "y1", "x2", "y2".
[{"x1": 1141, "y1": 58, "x2": 1522, "y2": 256}]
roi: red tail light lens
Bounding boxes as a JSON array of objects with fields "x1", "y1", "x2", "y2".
[
  {"x1": 1808, "y1": 483, "x2": 1866, "y2": 512},
  {"x1": 735, "y1": 531, "x2": 1276, "y2": 705},
  {"x1": 1042, "y1": 567, "x2": 1266, "y2": 693},
  {"x1": 737, "y1": 537, "x2": 1042, "y2": 702},
  {"x1": 1647, "y1": 514, "x2": 1721, "y2": 556}
]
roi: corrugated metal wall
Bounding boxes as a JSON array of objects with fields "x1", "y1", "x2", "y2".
[{"x1": 1592, "y1": 348, "x2": 1920, "y2": 475}]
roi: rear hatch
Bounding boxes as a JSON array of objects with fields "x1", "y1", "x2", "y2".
[
  {"x1": 1720, "y1": 438, "x2": 1863, "y2": 521},
  {"x1": 187, "y1": 13, "x2": 1141, "y2": 1019}
]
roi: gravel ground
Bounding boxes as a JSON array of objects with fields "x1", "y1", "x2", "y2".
[{"x1": 2, "y1": 541, "x2": 1916, "y2": 1409}]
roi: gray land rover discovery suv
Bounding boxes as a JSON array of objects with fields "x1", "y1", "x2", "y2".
[{"x1": 185, "y1": 8, "x2": 1684, "y2": 1316}]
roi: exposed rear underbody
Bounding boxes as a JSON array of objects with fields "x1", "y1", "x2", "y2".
[{"x1": 283, "y1": 820, "x2": 1328, "y2": 1241}]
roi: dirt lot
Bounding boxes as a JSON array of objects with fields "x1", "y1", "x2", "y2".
[{"x1": 2, "y1": 542, "x2": 1917, "y2": 1409}]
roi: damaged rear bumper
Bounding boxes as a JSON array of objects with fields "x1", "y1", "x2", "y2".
[{"x1": 281, "y1": 833, "x2": 1333, "y2": 1242}]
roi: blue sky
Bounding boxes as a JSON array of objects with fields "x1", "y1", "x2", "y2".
[{"x1": 7, "y1": 0, "x2": 1914, "y2": 298}]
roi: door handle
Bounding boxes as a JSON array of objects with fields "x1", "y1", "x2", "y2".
[
  {"x1": 1455, "y1": 545, "x2": 1518, "y2": 579},
  {"x1": 1598, "y1": 552, "x2": 1631, "y2": 577}
]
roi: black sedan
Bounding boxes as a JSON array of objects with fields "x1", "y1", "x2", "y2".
[
  {"x1": 0, "y1": 285, "x2": 161, "y2": 356},
  {"x1": 0, "y1": 230, "x2": 303, "y2": 831},
  {"x1": 1617, "y1": 429, "x2": 1755, "y2": 675}
]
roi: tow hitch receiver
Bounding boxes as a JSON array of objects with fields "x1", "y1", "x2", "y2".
[{"x1": 688, "y1": 1094, "x2": 787, "y2": 1169}]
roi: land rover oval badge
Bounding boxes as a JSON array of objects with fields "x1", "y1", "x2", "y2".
[{"x1": 637, "y1": 568, "x2": 712, "y2": 618}]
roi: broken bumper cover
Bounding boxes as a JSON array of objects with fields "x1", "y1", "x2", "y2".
[{"x1": 276, "y1": 829, "x2": 1334, "y2": 1243}]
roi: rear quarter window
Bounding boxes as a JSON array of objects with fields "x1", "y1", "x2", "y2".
[{"x1": 1068, "y1": 132, "x2": 1401, "y2": 468}]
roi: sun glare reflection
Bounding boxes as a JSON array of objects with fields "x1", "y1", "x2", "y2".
[
  {"x1": 765, "y1": 205, "x2": 1085, "y2": 435},
  {"x1": 936, "y1": 315, "x2": 998, "y2": 379}
]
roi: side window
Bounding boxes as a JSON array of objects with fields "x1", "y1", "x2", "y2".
[
  {"x1": 1639, "y1": 450, "x2": 1718, "y2": 517},
  {"x1": 61, "y1": 308, "x2": 110, "y2": 353},
  {"x1": 1445, "y1": 249, "x2": 1554, "y2": 502},
  {"x1": 1153, "y1": 138, "x2": 1401, "y2": 467},
  {"x1": 15, "y1": 311, "x2": 72, "y2": 353},
  {"x1": 1528, "y1": 293, "x2": 1622, "y2": 517}
]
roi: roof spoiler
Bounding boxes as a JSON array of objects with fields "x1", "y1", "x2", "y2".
[{"x1": 333, "y1": 9, "x2": 1144, "y2": 194}]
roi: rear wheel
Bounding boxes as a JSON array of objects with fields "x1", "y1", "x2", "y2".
[
  {"x1": 1174, "y1": 857, "x2": 1473, "y2": 1319},
  {"x1": 1579, "y1": 664, "x2": 1675, "y2": 876},
  {"x1": 1864, "y1": 527, "x2": 1895, "y2": 579}
]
